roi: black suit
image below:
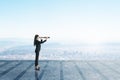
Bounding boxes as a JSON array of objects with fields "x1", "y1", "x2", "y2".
[{"x1": 35, "y1": 39, "x2": 46, "y2": 66}]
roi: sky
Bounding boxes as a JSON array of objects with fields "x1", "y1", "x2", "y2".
[{"x1": 0, "y1": 0, "x2": 120, "y2": 44}]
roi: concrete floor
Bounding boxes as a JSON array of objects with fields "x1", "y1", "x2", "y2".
[{"x1": 0, "y1": 60, "x2": 120, "y2": 80}]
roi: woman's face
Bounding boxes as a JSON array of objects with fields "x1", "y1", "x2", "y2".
[{"x1": 36, "y1": 35, "x2": 40, "y2": 41}]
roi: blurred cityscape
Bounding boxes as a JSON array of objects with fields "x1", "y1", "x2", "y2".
[{"x1": 0, "y1": 39, "x2": 120, "y2": 60}]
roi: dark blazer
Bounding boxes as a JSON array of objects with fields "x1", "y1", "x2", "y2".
[{"x1": 35, "y1": 39, "x2": 46, "y2": 52}]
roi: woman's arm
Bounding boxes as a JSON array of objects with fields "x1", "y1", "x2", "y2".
[
  {"x1": 36, "y1": 37, "x2": 47, "y2": 44},
  {"x1": 40, "y1": 38, "x2": 47, "y2": 44}
]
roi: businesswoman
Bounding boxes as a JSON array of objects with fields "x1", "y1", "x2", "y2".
[{"x1": 34, "y1": 34, "x2": 48, "y2": 70}]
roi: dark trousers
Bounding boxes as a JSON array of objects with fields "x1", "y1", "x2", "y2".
[{"x1": 35, "y1": 50, "x2": 39, "y2": 66}]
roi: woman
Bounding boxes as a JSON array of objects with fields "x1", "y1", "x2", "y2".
[{"x1": 34, "y1": 34, "x2": 47, "y2": 70}]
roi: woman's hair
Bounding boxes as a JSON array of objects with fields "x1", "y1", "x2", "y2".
[{"x1": 34, "y1": 34, "x2": 39, "y2": 46}]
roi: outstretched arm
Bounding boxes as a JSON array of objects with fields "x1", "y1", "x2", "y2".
[{"x1": 40, "y1": 37, "x2": 47, "y2": 44}]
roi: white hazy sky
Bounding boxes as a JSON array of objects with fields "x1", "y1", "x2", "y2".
[{"x1": 0, "y1": 0, "x2": 120, "y2": 44}]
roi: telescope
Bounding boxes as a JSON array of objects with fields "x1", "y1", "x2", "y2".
[{"x1": 39, "y1": 36, "x2": 50, "y2": 39}]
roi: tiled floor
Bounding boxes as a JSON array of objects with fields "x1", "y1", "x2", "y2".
[{"x1": 0, "y1": 60, "x2": 120, "y2": 80}]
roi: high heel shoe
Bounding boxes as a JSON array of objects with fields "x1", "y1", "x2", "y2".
[{"x1": 35, "y1": 65, "x2": 40, "y2": 70}]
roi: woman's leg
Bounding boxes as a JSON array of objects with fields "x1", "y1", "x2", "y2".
[{"x1": 35, "y1": 51, "x2": 39, "y2": 67}]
